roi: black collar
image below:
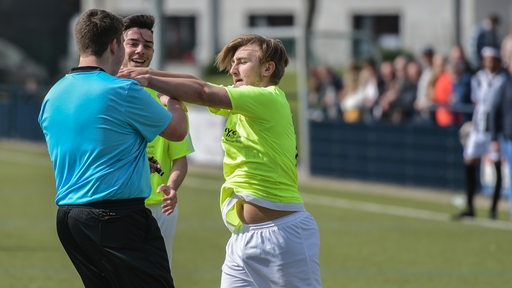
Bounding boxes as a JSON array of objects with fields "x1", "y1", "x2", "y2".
[{"x1": 70, "y1": 66, "x2": 106, "y2": 74}]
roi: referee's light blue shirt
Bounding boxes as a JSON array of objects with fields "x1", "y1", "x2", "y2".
[{"x1": 38, "y1": 69, "x2": 171, "y2": 205}]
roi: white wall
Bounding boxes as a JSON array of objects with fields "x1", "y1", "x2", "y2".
[{"x1": 79, "y1": 0, "x2": 512, "y2": 67}]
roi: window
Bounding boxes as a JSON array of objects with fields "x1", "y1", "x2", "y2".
[
  {"x1": 163, "y1": 16, "x2": 196, "y2": 62},
  {"x1": 352, "y1": 15, "x2": 400, "y2": 59},
  {"x1": 249, "y1": 15, "x2": 294, "y2": 27},
  {"x1": 248, "y1": 14, "x2": 295, "y2": 56}
]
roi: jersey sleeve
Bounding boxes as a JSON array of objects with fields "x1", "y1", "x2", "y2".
[
  {"x1": 224, "y1": 85, "x2": 284, "y2": 119},
  {"x1": 124, "y1": 81, "x2": 172, "y2": 142}
]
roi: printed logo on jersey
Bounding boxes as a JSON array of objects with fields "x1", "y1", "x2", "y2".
[{"x1": 224, "y1": 127, "x2": 241, "y2": 144}]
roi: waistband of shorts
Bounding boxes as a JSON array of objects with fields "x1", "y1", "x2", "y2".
[
  {"x1": 60, "y1": 198, "x2": 146, "y2": 210},
  {"x1": 243, "y1": 211, "x2": 309, "y2": 232}
]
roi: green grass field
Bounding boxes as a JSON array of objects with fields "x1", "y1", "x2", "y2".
[{"x1": 1, "y1": 139, "x2": 511, "y2": 288}]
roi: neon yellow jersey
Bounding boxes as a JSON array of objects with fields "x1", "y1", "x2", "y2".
[
  {"x1": 209, "y1": 85, "x2": 304, "y2": 232},
  {"x1": 144, "y1": 88, "x2": 194, "y2": 205}
]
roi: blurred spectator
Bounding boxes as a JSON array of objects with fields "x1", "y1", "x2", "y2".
[
  {"x1": 339, "y1": 61, "x2": 362, "y2": 122},
  {"x1": 358, "y1": 58, "x2": 380, "y2": 122},
  {"x1": 470, "y1": 13, "x2": 501, "y2": 69},
  {"x1": 17, "y1": 76, "x2": 44, "y2": 104},
  {"x1": 379, "y1": 55, "x2": 408, "y2": 123},
  {"x1": 449, "y1": 59, "x2": 473, "y2": 124},
  {"x1": 394, "y1": 59, "x2": 421, "y2": 122},
  {"x1": 489, "y1": 56, "x2": 512, "y2": 221},
  {"x1": 449, "y1": 44, "x2": 474, "y2": 123},
  {"x1": 339, "y1": 58, "x2": 380, "y2": 123},
  {"x1": 372, "y1": 60, "x2": 395, "y2": 120},
  {"x1": 430, "y1": 53, "x2": 454, "y2": 127},
  {"x1": 308, "y1": 65, "x2": 344, "y2": 121},
  {"x1": 500, "y1": 23, "x2": 512, "y2": 69},
  {"x1": 414, "y1": 47, "x2": 435, "y2": 123},
  {"x1": 449, "y1": 44, "x2": 474, "y2": 73}
]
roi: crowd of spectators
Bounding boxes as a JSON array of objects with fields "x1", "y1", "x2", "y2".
[{"x1": 308, "y1": 13, "x2": 512, "y2": 128}]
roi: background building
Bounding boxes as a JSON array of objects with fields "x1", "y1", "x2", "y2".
[{"x1": 79, "y1": 0, "x2": 512, "y2": 73}]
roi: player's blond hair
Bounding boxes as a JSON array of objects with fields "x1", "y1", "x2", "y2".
[{"x1": 215, "y1": 34, "x2": 289, "y2": 85}]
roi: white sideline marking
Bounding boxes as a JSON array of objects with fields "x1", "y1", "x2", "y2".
[
  {"x1": 302, "y1": 193, "x2": 512, "y2": 231},
  {"x1": 302, "y1": 193, "x2": 449, "y2": 221},
  {"x1": 184, "y1": 177, "x2": 512, "y2": 231}
]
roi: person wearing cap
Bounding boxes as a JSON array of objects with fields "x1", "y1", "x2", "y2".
[{"x1": 454, "y1": 46, "x2": 507, "y2": 220}]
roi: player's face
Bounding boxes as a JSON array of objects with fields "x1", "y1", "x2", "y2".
[
  {"x1": 123, "y1": 28, "x2": 154, "y2": 68},
  {"x1": 229, "y1": 44, "x2": 265, "y2": 87}
]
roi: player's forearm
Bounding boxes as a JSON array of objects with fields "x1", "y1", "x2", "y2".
[
  {"x1": 148, "y1": 75, "x2": 231, "y2": 109},
  {"x1": 167, "y1": 157, "x2": 188, "y2": 190},
  {"x1": 148, "y1": 68, "x2": 199, "y2": 80}
]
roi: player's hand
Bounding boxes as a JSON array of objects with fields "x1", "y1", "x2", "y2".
[
  {"x1": 158, "y1": 184, "x2": 178, "y2": 215},
  {"x1": 159, "y1": 94, "x2": 171, "y2": 106},
  {"x1": 117, "y1": 67, "x2": 150, "y2": 86},
  {"x1": 157, "y1": 93, "x2": 188, "y2": 112},
  {"x1": 118, "y1": 67, "x2": 149, "y2": 78}
]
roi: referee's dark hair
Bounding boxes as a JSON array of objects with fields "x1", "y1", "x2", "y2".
[
  {"x1": 75, "y1": 9, "x2": 124, "y2": 57},
  {"x1": 123, "y1": 14, "x2": 155, "y2": 33}
]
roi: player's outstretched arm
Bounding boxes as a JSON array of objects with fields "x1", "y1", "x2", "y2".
[
  {"x1": 152, "y1": 76, "x2": 232, "y2": 109},
  {"x1": 119, "y1": 67, "x2": 199, "y2": 80},
  {"x1": 119, "y1": 68, "x2": 231, "y2": 109}
]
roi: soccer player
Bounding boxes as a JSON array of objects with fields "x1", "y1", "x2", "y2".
[
  {"x1": 38, "y1": 9, "x2": 187, "y2": 287},
  {"x1": 454, "y1": 46, "x2": 507, "y2": 220},
  {"x1": 119, "y1": 34, "x2": 321, "y2": 287},
  {"x1": 122, "y1": 14, "x2": 194, "y2": 270}
]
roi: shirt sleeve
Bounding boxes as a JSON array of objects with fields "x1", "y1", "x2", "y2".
[{"x1": 125, "y1": 81, "x2": 172, "y2": 142}]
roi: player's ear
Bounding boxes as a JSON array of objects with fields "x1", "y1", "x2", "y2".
[
  {"x1": 262, "y1": 61, "x2": 275, "y2": 77},
  {"x1": 109, "y1": 38, "x2": 123, "y2": 56}
]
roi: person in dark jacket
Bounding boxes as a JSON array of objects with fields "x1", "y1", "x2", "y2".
[{"x1": 489, "y1": 62, "x2": 512, "y2": 221}]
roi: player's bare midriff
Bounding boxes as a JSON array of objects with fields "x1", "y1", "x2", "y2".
[{"x1": 236, "y1": 199, "x2": 296, "y2": 224}]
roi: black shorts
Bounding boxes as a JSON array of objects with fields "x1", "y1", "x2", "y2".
[{"x1": 56, "y1": 198, "x2": 174, "y2": 288}]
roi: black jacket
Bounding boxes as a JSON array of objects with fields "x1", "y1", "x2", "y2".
[{"x1": 490, "y1": 74, "x2": 512, "y2": 141}]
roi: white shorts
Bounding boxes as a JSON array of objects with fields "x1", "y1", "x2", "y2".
[
  {"x1": 221, "y1": 211, "x2": 321, "y2": 288},
  {"x1": 148, "y1": 203, "x2": 178, "y2": 270},
  {"x1": 464, "y1": 131, "x2": 502, "y2": 161}
]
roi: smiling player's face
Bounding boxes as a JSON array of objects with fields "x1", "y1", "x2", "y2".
[{"x1": 123, "y1": 27, "x2": 154, "y2": 68}]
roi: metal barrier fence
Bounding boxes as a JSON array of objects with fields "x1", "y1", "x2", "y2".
[
  {"x1": 0, "y1": 84, "x2": 496, "y2": 193},
  {"x1": 0, "y1": 84, "x2": 46, "y2": 141},
  {"x1": 310, "y1": 120, "x2": 465, "y2": 191}
]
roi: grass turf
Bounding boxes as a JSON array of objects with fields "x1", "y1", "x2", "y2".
[{"x1": 0, "y1": 140, "x2": 511, "y2": 288}]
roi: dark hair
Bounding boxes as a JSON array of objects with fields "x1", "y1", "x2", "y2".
[
  {"x1": 123, "y1": 14, "x2": 155, "y2": 32},
  {"x1": 74, "y1": 9, "x2": 124, "y2": 57},
  {"x1": 215, "y1": 34, "x2": 289, "y2": 85}
]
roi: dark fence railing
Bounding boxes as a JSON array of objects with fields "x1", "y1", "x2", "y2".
[
  {"x1": 0, "y1": 84, "x2": 46, "y2": 141},
  {"x1": 0, "y1": 84, "x2": 469, "y2": 192},
  {"x1": 309, "y1": 121, "x2": 465, "y2": 191}
]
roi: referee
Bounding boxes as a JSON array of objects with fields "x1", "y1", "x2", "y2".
[{"x1": 38, "y1": 9, "x2": 187, "y2": 287}]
